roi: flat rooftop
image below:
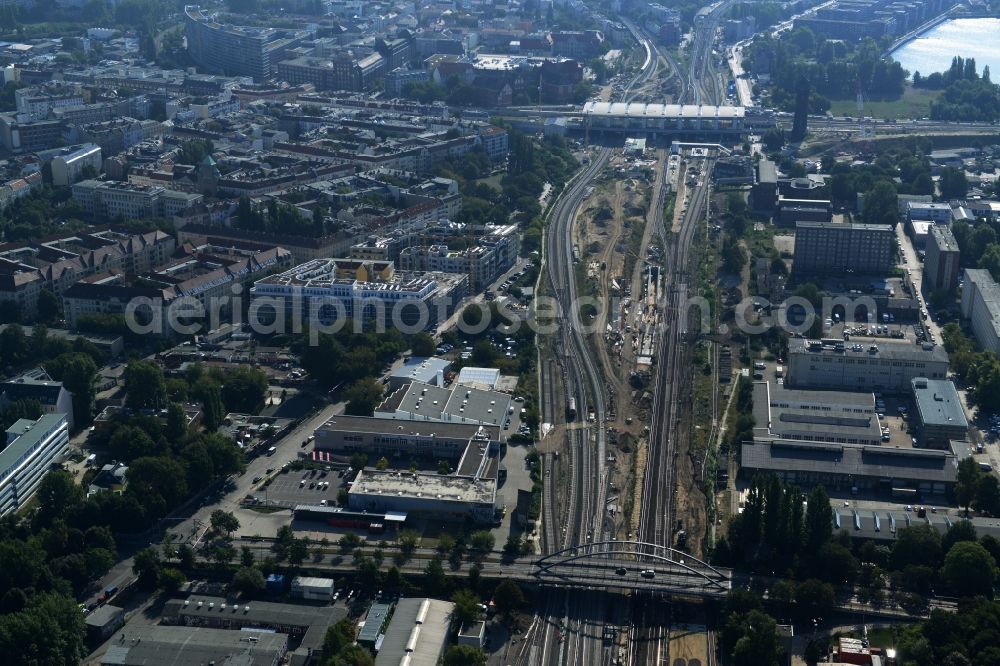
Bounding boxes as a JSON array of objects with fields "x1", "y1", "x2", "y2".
[
  {"x1": 316, "y1": 414, "x2": 501, "y2": 441},
  {"x1": 102, "y1": 625, "x2": 287, "y2": 666},
  {"x1": 350, "y1": 469, "x2": 496, "y2": 504},
  {"x1": 790, "y1": 337, "x2": 949, "y2": 364},
  {"x1": 742, "y1": 438, "x2": 959, "y2": 484},
  {"x1": 911, "y1": 378, "x2": 969, "y2": 429},
  {"x1": 753, "y1": 381, "x2": 882, "y2": 442}
]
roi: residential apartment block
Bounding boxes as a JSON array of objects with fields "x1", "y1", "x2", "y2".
[
  {"x1": 960, "y1": 268, "x2": 1000, "y2": 356},
  {"x1": 0, "y1": 229, "x2": 175, "y2": 317},
  {"x1": 71, "y1": 180, "x2": 203, "y2": 221},
  {"x1": 792, "y1": 220, "x2": 894, "y2": 275},
  {"x1": 250, "y1": 257, "x2": 468, "y2": 331},
  {"x1": 924, "y1": 224, "x2": 960, "y2": 293},
  {"x1": 0, "y1": 414, "x2": 70, "y2": 516}
]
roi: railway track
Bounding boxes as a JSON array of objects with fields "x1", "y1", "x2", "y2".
[
  {"x1": 629, "y1": 151, "x2": 717, "y2": 666},
  {"x1": 532, "y1": 23, "x2": 667, "y2": 665}
]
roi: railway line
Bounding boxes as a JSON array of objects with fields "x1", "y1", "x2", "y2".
[
  {"x1": 629, "y1": 149, "x2": 717, "y2": 666},
  {"x1": 531, "y1": 24, "x2": 670, "y2": 666}
]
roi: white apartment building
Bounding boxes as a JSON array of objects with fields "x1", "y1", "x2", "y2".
[
  {"x1": 50, "y1": 143, "x2": 102, "y2": 186},
  {"x1": 960, "y1": 268, "x2": 1000, "y2": 356},
  {"x1": 0, "y1": 414, "x2": 70, "y2": 516}
]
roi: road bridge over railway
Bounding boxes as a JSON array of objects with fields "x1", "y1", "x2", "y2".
[{"x1": 528, "y1": 540, "x2": 732, "y2": 598}]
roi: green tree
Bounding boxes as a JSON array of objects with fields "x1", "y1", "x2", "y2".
[
  {"x1": 232, "y1": 566, "x2": 266, "y2": 596},
  {"x1": 398, "y1": 530, "x2": 419, "y2": 560},
  {"x1": 45, "y1": 352, "x2": 97, "y2": 426},
  {"x1": 451, "y1": 588, "x2": 482, "y2": 627},
  {"x1": 956, "y1": 457, "x2": 983, "y2": 516},
  {"x1": 37, "y1": 288, "x2": 61, "y2": 324},
  {"x1": 864, "y1": 180, "x2": 898, "y2": 226},
  {"x1": 166, "y1": 402, "x2": 188, "y2": 442},
  {"x1": 891, "y1": 524, "x2": 943, "y2": 571},
  {"x1": 939, "y1": 166, "x2": 969, "y2": 199},
  {"x1": 469, "y1": 530, "x2": 495, "y2": 555},
  {"x1": 726, "y1": 609, "x2": 781, "y2": 666},
  {"x1": 287, "y1": 538, "x2": 309, "y2": 565},
  {"x1": 493, "y1": 579, "x2": 525, "y2": 615},
  {"x1": 410, "y1": 332, "x2": 437, "y2": 357},
  {"x1": 323, "y1": 618, "x2": 356, "y2": 654},
  {"x1": 159, "y1": 567, "x2": 186, "y2": 592},
  {"x1": 942, "y1": 541, "x2": 997, "y2": 597},
  {"x1": 424, "y1": 557, "x2": 448, "y2": 593},
  {"x1": 804, "y1": 486, "x2": 832, "y2": 552},
  {"x1": 220, "y1": 367, "x2": 269, "y2": 413},
  {"x1": 124, "y1": 360, "x2": 166, "y2": 409},
  {"x1": 345, "y1": 378, "x2": 384, "y2": 416},
  {"x1": 210, "y1": 510, "x2": 240, "y2": 538},
  {"x1": 794, "y1": 579, "x2": 835, "y2": 622},
  {"x1": 976, "y1": 475, "x2": 1000, "y2": 516},
  {"x1": 443, "y1": 645, "x2": 487, "y2": 666},
  {"x1": 133, "y1": 547, "x2": 162, "y2": 589}
]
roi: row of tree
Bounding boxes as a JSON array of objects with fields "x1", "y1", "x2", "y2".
[{"x1": 941, "y1": 323, "x2": 1000, "y2": 413}]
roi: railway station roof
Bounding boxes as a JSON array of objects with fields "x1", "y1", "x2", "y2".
[{"x1": 581, "y1": 101, "x2": 745, "y2": 119}]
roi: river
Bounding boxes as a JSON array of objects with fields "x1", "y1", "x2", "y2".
[{"x1": 889, "y1": 17, "x2": 1000, "y2": 78}]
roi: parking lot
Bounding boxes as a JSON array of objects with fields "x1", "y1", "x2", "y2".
[{"x1": 252, "y1": 467, "x2": 342, "y2": 508}]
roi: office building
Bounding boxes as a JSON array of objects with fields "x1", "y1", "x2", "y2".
[
  {"x1": 101, "y1": 626, "x2": 288, "y2": 666},
  {"x1": 184, "y1": 5, "x2": 306, "y2": 81},
  {"x1": 250, "y1": 258, "x2": 468, "y2": 331},
  {"x1": 375, "y1": 381, "x2": 512, "y2": 429},
  {"x1": 314, "y1": 414, "x2": 501, "y2": 460},
  {"x1": 960, "y1": 268, "x2": 1000, "y2": 356},
  {"x1": 50, "y1": 144, "x2": 102, "y2": 187},
  {"x1": 924, "y1": 225, "x2": 960, "y2": 293},
  {"x1": 776, "y1": 198, "x2": 832, "y2": 226},
  {"x1": 398, "y1": 244, "x2": 499, "y2": 291},
  {"x1": 375, "y1": 598, "x2": 454, "y2": 666},
  {"x1": 349, "y1": 468, "x2": 498, "y2": 523},
  {"x1": 752, "y1": 381, "x2": 883, "y2": 447},
  {"x1": 750, "y1": 159, "x2": 778, "y2": 213},
  {"x1": 0, "y1": 115, "x2": 66, "y2": 152},
  {"x1": 787, "y1": 337, "x2": 949, "y2": 392},
  {"x1": 0, "y1": 414, "x2": 70, "y2": 516},
  {"x1": 907, "y1": 201, "x2": 954, "y2": 224},
  {"x1": 741, "y1": 438, "x2": 959, "y2": 497},
  {"x1": 911, "y1": 377, "x2": 969, "y2": 447},
  {"x1": 386, "y1": 356, "x2": 451, "y2": 391},
  {"x1": 277, "y1": 52, "x2": 386, "y2": 92},
  {"x1": 793, "y1": 221, "x2": 894, "y2": 275}
]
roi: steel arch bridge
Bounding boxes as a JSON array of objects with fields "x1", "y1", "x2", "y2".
[{"x1": 533, "y1": 540, "x2": 731, "y2": 590}]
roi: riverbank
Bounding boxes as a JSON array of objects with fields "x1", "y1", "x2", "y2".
[{"x1": 890, "y1": 17, "x2": 1000, "y2": 77}]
